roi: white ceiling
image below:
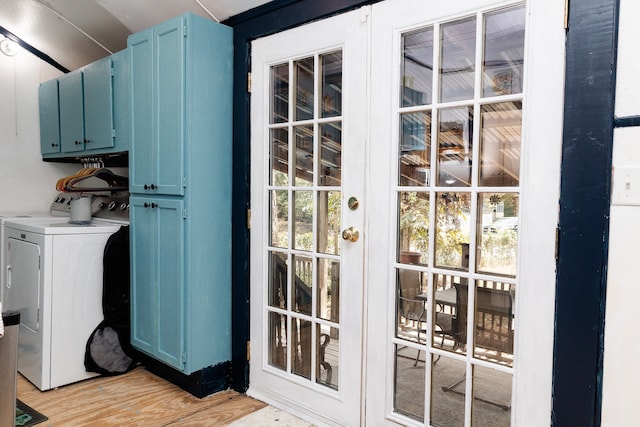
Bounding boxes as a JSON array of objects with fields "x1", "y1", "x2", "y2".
[{"x1": 0, "y1": 0, "x2": 271, "y2": 70}]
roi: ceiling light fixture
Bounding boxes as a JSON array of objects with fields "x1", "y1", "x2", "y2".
[{"x1": 0, "y1": 38, "x2": 19, "y2": 56}]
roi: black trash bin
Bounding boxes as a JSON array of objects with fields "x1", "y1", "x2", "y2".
[{"x1": 0, "y1": 311, "x2": 20, "y2": 427}]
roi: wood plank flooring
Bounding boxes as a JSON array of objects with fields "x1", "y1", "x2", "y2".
[{"x1": 16, "y1": 367, "x2": 267, "y2": 426}]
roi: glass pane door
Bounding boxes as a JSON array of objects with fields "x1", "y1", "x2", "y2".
[
  {"x1": 250, "y1": 9, "x2": 368, "y2": 426},
  {"x1": 367, "y1": 0, "x2": 564, "y2": 424}
]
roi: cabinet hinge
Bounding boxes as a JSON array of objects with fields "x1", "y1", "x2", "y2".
[
  {"x1": 111, "y1": 128, "x2": 115, "y2": 138},
  {"x1": 182, "y1": 177, "x2": 187, "y2": 188},
  {"x1": 247, "y1": 209, "x2": 251, "y2": 229},
  {"x1": 183, "y1": 24, "x2": 188, "y2": 38},
  {"x1": 247, "y1": 72, "x2": 252, "y2": 93},
  {"x1": 247, "y1": 341, "x2": 251, "y2": 361},
  {"x1": 182, "y1": 351, "x2": 187, "y2": 365},
  {"x1": 182, "y1": 209, "x2": 187, "y2": 219}
]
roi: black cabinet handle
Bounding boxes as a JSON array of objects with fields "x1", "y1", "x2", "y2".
[
  {"x1": 74, "y1": 140, "x2": 81, "y2": 145},
  {"x1": 143, "y1": 202, "x2": 158, "y2": 209},
  {"x1": 143, "y1": 184, "x2": 157, "y2": 190},
  {"x1": 51, "y1": 143, "x2": 59, "y2": 147},
  {"x1": 84, "y1": 139, "x2": 91, "y2": 144},
  {"x1": 144, "y1": 202, "x2": 149, "y2": 208}
]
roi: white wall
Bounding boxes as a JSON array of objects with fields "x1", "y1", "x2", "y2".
[
  {"x1": 601, "y1": 0, "x2": 640, "y2": 424},
  {"x1": 0, "y1": 48, "x2": 78, "y2": 214}
]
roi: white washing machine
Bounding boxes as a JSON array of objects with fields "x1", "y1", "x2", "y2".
[{"x1": 2, "y1": 193, "x2": 129, "y2": 390}]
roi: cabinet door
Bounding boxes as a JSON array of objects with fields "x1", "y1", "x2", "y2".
[
  {"x1": 155, "y1": 16, "x2": 186, "y2": 196},
  {"x1": 112, "y1": 49, "x2": 130, "y2": 153},
  {"x1": 83, "y1": 57, "x2": 114, "y2": 150},
  {"x1": 39, "y1": 79, "x2": 61, "y2": 155},
  {"x1": 129, "y1": 29, "x2": 155, "y2": 194},
  {"x1": 130, "y1": 196, "x2": 185, "y2": 370},
  {"x1": 58, "y1": 70, "x2": 85, "y2": 153}
]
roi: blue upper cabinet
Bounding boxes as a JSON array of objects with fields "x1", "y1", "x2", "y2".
[
  {"x1": 83, "y1": 57, "x2": 115, "y2": 151},
  {"x1": 130, "y1": 16, "x2": 185, "y2": 196},
  {"x1": 40, "y1": 50, "x2": 129, "y2": 159},
  {"x1": 39, "y1": 79, "x2": 61, "y2": 155},
  {"x1": 58, "y1": 70, "x2": 85, "y2": 153}
]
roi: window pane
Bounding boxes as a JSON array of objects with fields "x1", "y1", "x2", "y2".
[
  {"x1": 317, "y1": 324, "x2": 339, "y2": 390},
  {"x1": 317, "y1": 191, "x2": 341, "y2": 255},
  {"x1": 435, "y1": 192, "x2": 471, "y2": 269},
  {"x1": 477, "y1": 193, "x2": 519, "y2": 276},
  {"x1": 398, "y1": 191, "x2": 430, "y2": 265},
  {"x1": 440, "y1": 17, "x2": 476, "y2": 102},
  {"x1": 293, "y1": 255, "x2": 312, "y2": 315},
  {"x1": 317, "y1": 258, "x2": 340, "y2": 322},
  {"x1": 268, "y1": 252, "x2": 287, "y2": 309},
  {"x1": 483, "y1": 5, "x2": 525, "y2": 97},
  {"x1": 400, "y1": 111, "x2": 431, "y2": 186},
  {"x1": 268, "y1": 311, "x2": 287, "y2": 371},
  {"x1": 479, "y1": 102, "x2": 522, "y2": 187},
  {"x1": 430, "y1": 355, "x2": 465, "y2": 427},
  {"x1": 294, "y1": 125, "x2": 314, "y2": 186},
  {"x1": 396, "y1": 268, "x2": 427, "y2": 343},
  {"x1": 270, "y1": 190, "x2": 288, "y2": 248},
  {"x1": 437, "y1": 107, "x2": 473, "y2": 187},
  {"x1": 471, "y1": 365, "x2": 512, "y2": 425},
  {"x1": 270, "y1": 63, "x2": 288, "y2": 123},
  {"x1": 270, "y1": 127, "x2": 288, "y2": 185},
  {"x1": 293, "y1": 191, "x2": 313, "y2": 251},
  {"x1": 432, "y1": 273, "x2": 465, "y2": 351},
  {"x1": 401, "y1": 27, "x2": 434, "y2": 107},
  {"x1": 291, "y1": 317, "x2": 312, "y2": 379},
  {"x1": 321, "y1": 51, "x2": 342, "y2": 117},
  {"x1": 320, "y1": 122, "x2": 342, "y2": 185},
  {"x1": 474, "y1": 281, "x2": 515, "y2": 367},
  {"x1": 394, "y1": 344, "x2": 425, "y2": 422},
  {"x1": 294, "y1": 57, "x2": 314, "y2": 121}
]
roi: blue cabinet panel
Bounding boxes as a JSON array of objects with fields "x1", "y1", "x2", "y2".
[
  {"x1": 83, "y1": 57, "x2": 114, "y2": 150},
  {"x1": 58, "y1": 70, "x2": 84, "y2": 153},
  {"x1": 39, "y1": 79, "x2": 61, "y2": 155},
  {"x1": 130, "y1": 196, "x2": 155, "y2": 354},
  {"x1": 130, "y1": 196, "x2": 185, "y2": 370},
  {"x1": 129, "y1": 29, "x2": 155, "y2": 193},
  {"x1": 155, "y1": 17, "x2": 185, "y2": 196}
]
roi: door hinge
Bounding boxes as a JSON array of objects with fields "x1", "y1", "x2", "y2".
[
  {"x1": 247, "y1": 209, "x2": 251, "y2": 229},
  {"x1": 555, "y1": 226, "x2": 561, "y2": 263},
  {"x1": 182, "y1": 209, "x2": 187, "y2": 219},
  {"x1": 247, "y1": 72, "x2": 252, "y2": 93},
  {"x1": 247, "y1": 341, "x2": 251, "y2": 361},
  {"x1": 564, "y1": 0, "x2": 570, "y2": 30}
]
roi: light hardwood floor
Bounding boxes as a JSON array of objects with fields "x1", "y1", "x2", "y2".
[{"x1": 17, "y1": 367, "x2": 267, "y2": 426}]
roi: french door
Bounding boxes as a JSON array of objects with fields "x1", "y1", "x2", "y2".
[{"x1": 250, "y1": 0, "x2": 564, "y2": 425}]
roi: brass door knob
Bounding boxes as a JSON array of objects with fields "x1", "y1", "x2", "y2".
[{"x1": 342, "y1": 227, "x2": 359, "y2": 242}]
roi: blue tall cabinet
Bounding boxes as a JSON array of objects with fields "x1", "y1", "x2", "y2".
[{"x1": 128, "y1": 13, "x2": 233, "y2": 395}]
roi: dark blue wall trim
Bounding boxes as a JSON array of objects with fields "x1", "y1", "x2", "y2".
[
  {"x1": 223, "y1": 0, "x2": 381, "y2": 393},
  {"x1": 0, "y1": 25, "x2": 69, "y2": 73},
  {"x1": 614, "y1": 115, "x2": 640, "y2": 128},
  {"x1": 552, "y1": 0, "x2": 618, "y2": 425}
]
